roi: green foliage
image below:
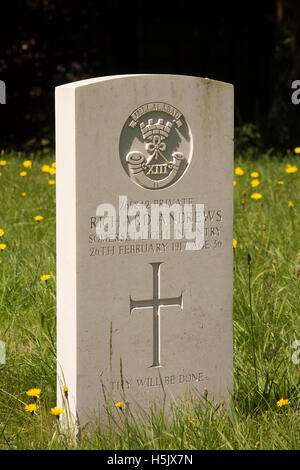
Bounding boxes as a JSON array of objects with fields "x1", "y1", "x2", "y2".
[
  {"x1": 234, "y1": 124, "x2": 263, "y2": 158},
  {"x1": 0, "y1": 150, "x2": 299, "y2": 449}
]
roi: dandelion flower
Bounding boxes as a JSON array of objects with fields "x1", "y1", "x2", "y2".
[
  {"x1": 235, "y1": 167, "x2": 244, "y2": 176},
  {"x1": 34, "y1": 215, "x2": 43, "y2": 222},
  {"x1": 251, "y1": 171, "x2": 259, "y2": 178},
  {"x1": 50, "y1": 407, "x2": 64, "y2": 417},
  {"x1": 0, "y1": 229, "x2": 4, "y2": 237},
  {"x1": 251, "y1": 193, "x2": 263, "y2": 200},
  {"x1": 285, "y1": 164, "x2": 298, "y2": 174},
  {"x1": 114, "y1": 401, "x2": 123, "y2": 408},
  {"x1": 19, "y1": 171, "x2": 27, "y2": 177},
  {"x1": 241, "y1": 198, "x2": 245, "y2": 204},
  {"x1": 21, "y1": 192, "x2": 27, "y2": 197},
  {"x1": 23, "y1": 160, "x2": 32, "y2": 169},
  {"x1": 288, "y1": 201, "x2": 294, "y2": 208},
  {"x1": 233, "y1": 239, "x2": 237, "y2": 249},
  {"x1": 51, "y1": 162, "x2": 56, "y2": 169},
  {"x1": 0, "y1": 160, "x2": 7, "y2": 166},
  {"x1": 26, "y1": 388, "x2": 42, "y2": 398},
  {"x1": 49, "y1": 168, "x2": 56, "y2": 175},
  {"x1": 242, "y1": 190, "x2": 247, "y2": 195},
  {"x1": 25, "y1": 403, "x2": 39, "y2": 414},
  {"x1": 41, "y1": 164, "x2": 51, "y2": 173},
  {"x1": 0, "y1": 244, "x2": 6, "y2": 251},
  {"x1": 294, "y1": 147, "x2": 300, "y2": 154},
  {"x1": 233, "y1": 180, "x2": 236, "y2": 187},
  {"x1": 41, "y1": 274, "x2": 50, "y2": 281},
  {"x1": 276, "y1": 398, "x2": 290, "y2": 408},
  {"x1": 251, "y1": 179, "x2": 260, "y2": 188},
  {"x1": 277, "y1": 181, "x2": 284, "y2": 185},
  {"x1": 48, "y1": 179, "x2": 55, "y2": 185}
]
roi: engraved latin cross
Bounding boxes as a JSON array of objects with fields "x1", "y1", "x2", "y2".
[{"x1": 130, "y1": 262, "x2": 183, "y2": 368}]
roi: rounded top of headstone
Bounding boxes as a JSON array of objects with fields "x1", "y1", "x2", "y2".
[{"x1": 55, "y1": 74, "x2": 233, "y2": 90}]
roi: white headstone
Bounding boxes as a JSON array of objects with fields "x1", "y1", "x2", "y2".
[{"x1": 56, "y1": 74, "x2": 234, "y2": 426}]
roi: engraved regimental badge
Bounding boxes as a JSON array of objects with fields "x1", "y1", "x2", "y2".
[{"x1": 119, "y1": 102, "x2": 193, "y2": 190}]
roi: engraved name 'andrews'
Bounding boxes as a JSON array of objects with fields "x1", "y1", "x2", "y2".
[{"x1": 95, "y1": 196, "x2": 205, "y2": 251}]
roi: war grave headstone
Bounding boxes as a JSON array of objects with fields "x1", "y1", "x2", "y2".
[{"x1": 55, "y1": 74, "x2": 234, "y2": 426}]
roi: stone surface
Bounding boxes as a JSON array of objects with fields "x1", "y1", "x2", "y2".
[{"x1": 56, "y1": 74, "x2": 234, "y2": 426}]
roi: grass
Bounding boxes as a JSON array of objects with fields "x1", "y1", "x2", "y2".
[{"x1": 0, "y1": 149, "x2": 299, "y2": 450}]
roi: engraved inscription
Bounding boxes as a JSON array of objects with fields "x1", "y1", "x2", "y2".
[
  {"x1": 88, "y1": 202, "x2": 224, "y2": 257},
  {"x1": 109, "y1": 371, "x2": 207, "y2": 391},
  {"x1": 130, "y1": 262, "x2": 183, "y2": 368}
]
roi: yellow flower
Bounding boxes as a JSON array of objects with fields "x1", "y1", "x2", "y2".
[
  {"x1": 63, "y1": 385, "x2": 68, "y2": 393},
  {"x1": 288, "y1": 201, "x2": 294, "y2": 208},
  {"x1": 251, "y1": 193, "x2": 263, "y2": 200},
  {"x1": 0, "y1": 160, "x2": 7, "y2": 166},
  {"x1": 241, "y1": 198, "x2": 245, "y2": 204},
  {"x1": 48, "y1": 179, "x2": 55, "y2": 185},
  {"x1": 250, "y1": 171, "x2": 259, "y2": 178},
  {"x1": 49, "y1": 167, "x2": 56, "y2": 175},
  {"x1": 233, "y1": 180, "x2": 236, "y2": 187},
  {"x1": 23, "y1": 160, "x2": 32, "y2": 169},
  {"x1": 251, "y1": 179, "x2": 260, "y2": 188},
  {"x1": 51, "y1": 162, "x2": 56, "y2": 168},
  {"x1": 285, "y1": 164, "x2": 298, "y2": 174},
  {"x1": 242, "y1": 190, "x2": 247, "y2": 195},
  {"x1": 19, "y1": 171, "x2": 27, "y2": 177},
  {"x1": 0, "y1": 172, "x2": 2, "y2": 177},
  {"x1": 115, "y1": 401, "x2": 124, "y2": 408},
  {"x1": 25, "y1": 403, "x2": 39, "y2": 413},
  {"x1": 34, "y1": 215, "x2": 43, "y2": 222},
  {"x1": 277, "y1": 181, "x2": 284, "y2": 185},
  {"x1": 41, "y1": 274, "x2": 51, "y2": 281},
  {"x1": 21, "y1": 192, "x2": 27, "y2": 197},
  {"x1": 0, "y1": 244, "x2": 6, "y2": 251},
  {"x1": 50, "y1": 407, "x2": 64, "y2": 417},
  {"x1": 0, "y1": 229, "x2": 4, "y2": 237},
  {"x1": 294, "y1": 147, "x2": 300, "y2": 154},
  {"x1": 26, "y1": 388, "x2": 42, "y2": 398},
  {"x1": 235, "y1": 167, "x2": 244, "y2": 176},
  {"x1": 41, "y1": 164, "x2": 51, "y2": 173},
  {"x1": 276, "y1": 398, "x2": 290, "y2": 408},
  {"x1": 233, "y1": 239, "x2": 237, "y2": 249}
]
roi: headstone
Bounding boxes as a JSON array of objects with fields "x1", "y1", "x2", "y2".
[{"x1": 56, "y1": 74, "x2": 234, "y2": 426}]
